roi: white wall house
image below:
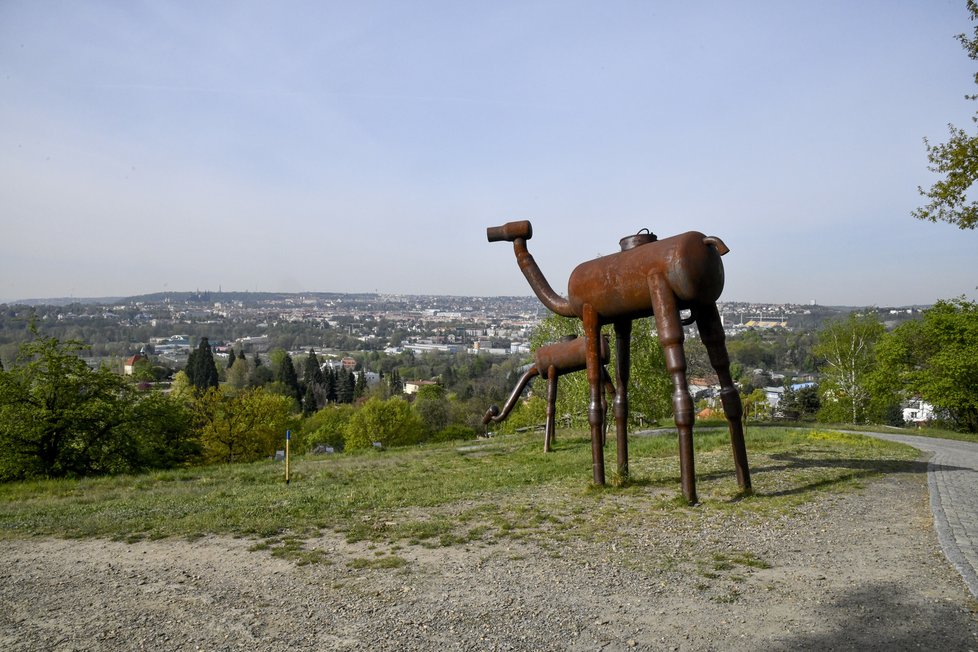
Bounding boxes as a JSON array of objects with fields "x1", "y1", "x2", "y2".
[{"x1": 903, "y1": 399, "x2": 935, "y2": 424}]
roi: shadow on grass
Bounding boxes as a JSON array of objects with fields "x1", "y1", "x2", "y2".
[{"x1": 610, "y1": 451, "x2": 972, "y2": 502}]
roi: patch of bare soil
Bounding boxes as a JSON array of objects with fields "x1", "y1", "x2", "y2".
[{"x1": 2, "y1": 469, "x2": 977, "y2": 651}]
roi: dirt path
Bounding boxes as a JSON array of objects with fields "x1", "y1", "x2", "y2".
[{"x1": 2, "y1": 469, "x2": 977, "y2": 651}]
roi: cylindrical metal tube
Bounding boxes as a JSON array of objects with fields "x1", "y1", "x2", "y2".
[{"x1": 486, "y1": 220, "x2": 533, "y2": 242}]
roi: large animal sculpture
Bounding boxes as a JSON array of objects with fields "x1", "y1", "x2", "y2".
[
  {"x1": 483, "y1": 334, "x2": 614, "y2": 453},
  {"x1": 486, "y1": 220, "x2": 751, "y2": 504}
]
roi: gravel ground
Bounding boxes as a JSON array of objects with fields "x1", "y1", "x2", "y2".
[{"x1": 2, "y1": 469, "x2": 977, "y2": 651}]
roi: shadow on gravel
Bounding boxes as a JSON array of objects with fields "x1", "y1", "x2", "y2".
[
  {"x1": 607, "y1": 451, "x2": 973, "y2": 501},
  {"x1": 769, "y1": 580, "x2": 978, "y2": 650},
  {"x1": 658, "y1": 454, "x2": 973, "y2": 500},
  {"x1": 753, "y1": 453, "x2": 975, "y2": 499},
  {"x1": 748, "y1": 456, "x2": 928, "y2": 499}
]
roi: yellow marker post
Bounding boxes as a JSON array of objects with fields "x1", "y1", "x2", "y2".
[{"x1": 285, "y1": 429, "x2": 291, "y2": 485}]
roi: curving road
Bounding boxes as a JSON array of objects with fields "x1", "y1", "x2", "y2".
[{"x1": 866, "y1": 432, "x2": 978, "y2": 598}]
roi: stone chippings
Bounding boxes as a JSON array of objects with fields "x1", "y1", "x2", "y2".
[{"x1": 2, "y1": 470, "x2": 978, "y2": 651}]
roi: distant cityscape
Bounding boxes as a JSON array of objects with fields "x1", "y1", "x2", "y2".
[{"x1": 1, "y1": 291, "x2": 927, "y2": 369}]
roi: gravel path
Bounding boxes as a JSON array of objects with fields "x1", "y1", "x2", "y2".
[
  {"x1": 865, "y1": 432, "x2": 978, "y2": 600},
  {"x1": 2, "y1": 462, "x2": 977, "y2": 651}
]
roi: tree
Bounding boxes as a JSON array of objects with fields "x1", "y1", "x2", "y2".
[
  {"x1": 626, "y1": 318, "x2": 672, "y2": 425},
  {"x1": 354, "y1": 369, "x2": 368, "y2": 399},
  {"x1": 813, "y1": 312, "x2": 884, "y2": 424},
  {"x1": 0, "y1": 332, "x2": 196, "y2": 480},
  {"x1": 521, "y1": 313, "x2": 671, "y2": 429},
  {"x1": 741, "y1": 388, "x2": 770, "y2": 421},
  {"x1": 914, "y1": 0, "x2": 978, "y2": 229},
  {"x1": 874, "y1": 298, "x2": 978, "y2": 432},
  {"x1": 186, "y1": 338, "x2": 219, "y2": 391},
  {"x1": 388, "y1": 368, "x2": 403, "y2": 395},
  {"x1": 779, "y1": 384, "x2": 821, "y2": 421},
  {"x1": 413, "y1": 383, "x2": 450, "y2": 434},
  {"x1": 226, "y1": 356, "x2": 250, "y2": 391},
  {"x1": 301, "y1": 349, "x2": 325, "y2": 411},
  {"x1": 303, "y1": 404, "x2": 355, "y2": 451},
  {"x1": 324, "y1": 367, "x2": 338, "y2": 403},
  {"x1": 302, "y1": 349, "x2": 324, "y2": 387},
  {"x1": 302, "y1": 383, "x2": 317, "y2": 416},
  {"x1": 226, "y1": 348, "x2": 237, "y2": 369},
  {"x1": 336, "y1": 368, "x2": 355, "y2": 404},
  {"x1": 344, "y1": 396, "x2": 425, "y2": 450},
  {"x1": 195, "y1": 387, "x2": 299, "y2": 464},
  {"x1": 276, "y1": 352, "x2": 301, "y2": 403}
]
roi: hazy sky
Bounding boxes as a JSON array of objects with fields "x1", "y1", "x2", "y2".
[{"x1": 2, "y1": 1, "x2": 977, "y2": 306}]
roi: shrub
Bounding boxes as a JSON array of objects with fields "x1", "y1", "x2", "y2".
[
  {"x1": 430, "y1": 424, "x2": 477, "y2": 443},
  {"x1": 344, "y1": 397, "x2": 425, "y2": 450}
]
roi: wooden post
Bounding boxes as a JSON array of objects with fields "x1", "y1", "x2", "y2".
[{"x1": 285, "y1": 429, "x2": 291, "y2": 485}]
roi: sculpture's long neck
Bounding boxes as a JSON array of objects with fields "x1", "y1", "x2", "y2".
[
  {"x1": 485, "y1": 367, "x2": 539, "y2": 423},
  {"x1": 514, "y1": 239, "x2": 575, "y2": 317}
]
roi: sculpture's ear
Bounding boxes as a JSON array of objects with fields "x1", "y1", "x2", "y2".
[{"x1": 703, "y1": 236, "x2": 729, "y2": 256}]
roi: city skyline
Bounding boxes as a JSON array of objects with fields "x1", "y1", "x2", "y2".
[{"x1": 2, "y1": 2, "x2": 977, "y2": 306}]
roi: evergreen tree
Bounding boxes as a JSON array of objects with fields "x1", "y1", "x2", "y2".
[
  {"x1": 337, "y1": 368, "x2": 355, "y2": 404},
  {"x1": 187, "y1": 338, "x2": 219, "y2": 391},
  {"x1": 277, "y1": 352, "x2": 301, "y2": 402},
  {"x1": 324, "y1": 367, "x2": 337, "y2": 403},
  {"x1": 227, "y1": 348, "x2": 237, "y2": 369},
  {"x1": 253, "y1": 352, "x2": 262, "y2": 367},
  {"x1": 302, "y1": 383, "x2": 317, "y2": 416},
  {"x1": 388, "y1": 368, "x2": 403, "y2": 395},
  {"x1": 354, "y1": 369, "x2": 368, "y2": 399},
  {"x1": 303, "y1": 349, "x2": 324, "y2": 387}
]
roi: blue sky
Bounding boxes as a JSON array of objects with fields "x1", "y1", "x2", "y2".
[{"x1": 1, "y1": 1, "x2": 976, "y2": 306}]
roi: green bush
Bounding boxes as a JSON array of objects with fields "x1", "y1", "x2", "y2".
[
  {"x1": 303, "y1": 404, "x2": 355, "y2": 452},
  {"x1": 344, "y1": 397, "x2": 426, "y2": 450},
  {"x1": 431, "y1": 424, "x2": 476, "y2": 443}
]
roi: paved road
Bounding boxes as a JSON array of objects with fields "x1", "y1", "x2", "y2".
[{"x1": 866, "y1": 432, "x2": 978, "y2": 599}]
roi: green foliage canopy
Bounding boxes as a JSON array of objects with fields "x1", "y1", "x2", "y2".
[
  {"x1": 813, "y1": 312, "x2": 885, "y2": 424},
  {"x1": 874, "y1": 298, "x2": 978, "y2": 432},
  {"x1": 195, "y1": 387, "x2": 299, "y2": 464},
  {"x1": 914, "y1": 0, "x2": 978, "y2": 229},
  {"x1": 344, "y1": 396, "x2": 425, "y2": 450},
  {"x1": 0, "y1": 333, "x2": 195, "y2": 480}
]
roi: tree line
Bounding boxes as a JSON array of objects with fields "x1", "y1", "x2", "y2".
[
  {"x1": 2, "y1": 298, "x2": 974, "y2": 482},
  {"x1": 0, "y1": 327, "x2": 521, "y2": 481}
]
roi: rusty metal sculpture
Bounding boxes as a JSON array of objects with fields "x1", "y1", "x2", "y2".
[
  {"x1": 486, "y1": 220, "x2": 751, "y2": 504},
  {"x1": 482, "y1": 334, "x2": 614, "y2": 452}
]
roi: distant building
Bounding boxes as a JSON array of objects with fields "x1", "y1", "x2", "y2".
[
  {"x1": 763, "y1": 386, "x2": 785, "y2": 409},
  {"x1": 123, "y1": 354, "x2": 145, "y2": 376},
  {"x1": 903, "y1": 399, "x2": 935, "y2": 425},
  {"x1": 404, "y1": 380, "x2": 439, "y2": 395}
]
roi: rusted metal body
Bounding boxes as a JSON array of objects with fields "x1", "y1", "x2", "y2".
[
  {"x1": 483, "y1": 334, "x2": 614, "y2": 452},
  {"x1": 487, "y1": 220, "x2": 751, "y2": 504}
]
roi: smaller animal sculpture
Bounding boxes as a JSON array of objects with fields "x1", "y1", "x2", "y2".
[{"x1": 483, "y1": 334, "x2": 614, "y2": 452}]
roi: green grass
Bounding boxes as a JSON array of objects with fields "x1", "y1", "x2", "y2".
[
  {"x1": 0, "y1": 428, "x2": 921, "y2": 554},
  {"x1": 747, "y1": 420, "x2": 978, "y2": 445},
  {"x1": 835, "y1": 423, "x2": 978, "y2": 445}
]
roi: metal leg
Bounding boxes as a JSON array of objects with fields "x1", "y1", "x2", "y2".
[
  {"x1": 613, "y1": 320, "x2": 631, "y2": 481},
  {"x1": 583, "y1": 304, "x2": 606, "y2": 485},
  {"x1": 696, "y1": 303, "x2": 751, "y2": 492},
  {"x1": 650, "y1": 276, "x2": 697, "y2": 504},
  {"x1": 545, "y1": 365, "x2": 557, "y2": 453}
]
